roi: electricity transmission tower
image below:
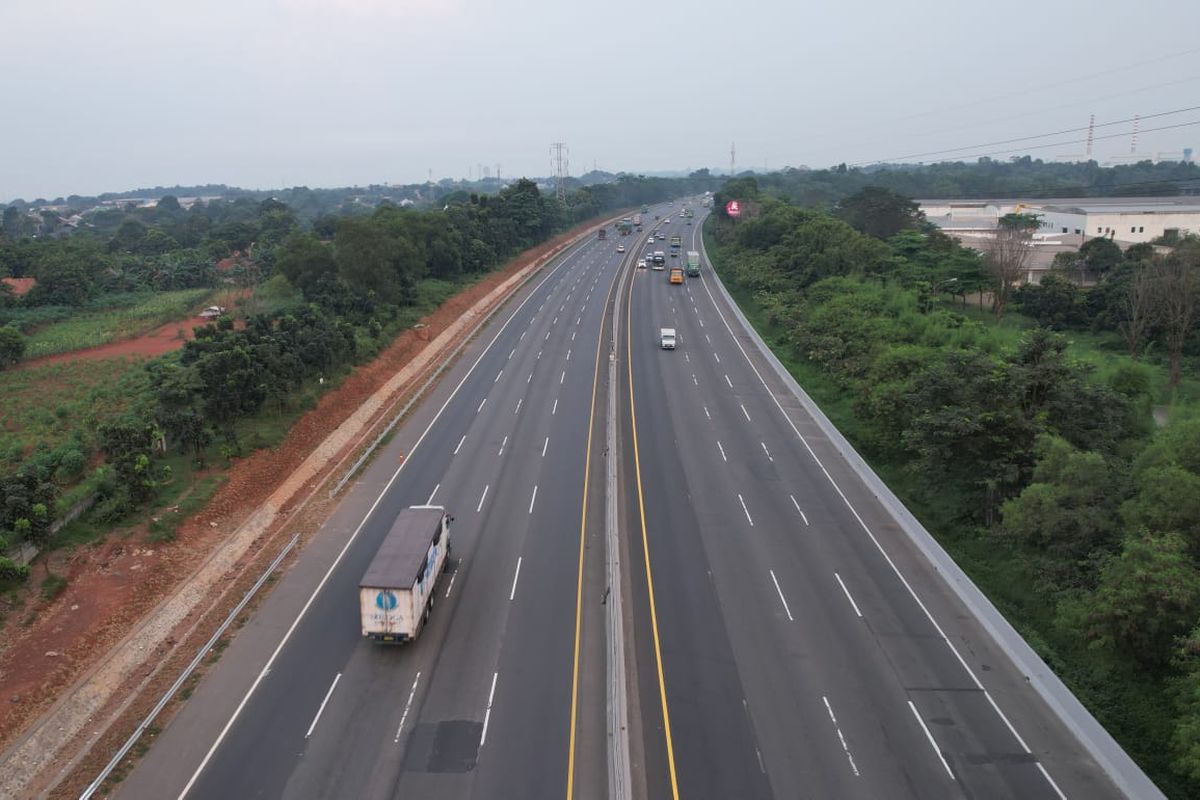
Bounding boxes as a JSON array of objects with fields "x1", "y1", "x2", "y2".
[{"x1": 551, "y1": 142, "x2": 569, "y2": 202}]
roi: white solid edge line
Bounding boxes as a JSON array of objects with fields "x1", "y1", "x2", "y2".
[
  {"x1": 394, "y1": 671, "x2": 421, "y2": 743},
  {"x1": 509, "y1": 556, "x2": 523, "y2": 601},
  {"x1": 695, "y1": 253, "x2": 1066, "y2": 796},
  {"x1": 480, "y1": 672, "x2": 499, "y2": 747},
  {"x1": 769, "y1": 569, "x2": 794, "y2": 622},
  {"x1": 909, "y1": 700, "x2": 955, "y2": 780},
  {"x1": 176, "y1": 235, "x2": 589, "y2": 799},
  {"x1": 304, "y1": 673, "x2": 341, "y2": 739},
  {"x1": 476, "y1": 484, "x2": 489, "y2": 513},
  {"x1": 834, "y1": 572, "x2": 864, "y2": 618}
]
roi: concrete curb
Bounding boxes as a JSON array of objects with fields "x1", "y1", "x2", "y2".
[{"x1": 697, "y1": 220, "x2": 1164, "y2": 800}]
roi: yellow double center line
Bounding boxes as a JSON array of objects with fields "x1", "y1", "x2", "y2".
[
  {"x1": 566, "y1": 234, "x2": 637, "y2": 798},
  {"x1": 567, "y1": 226, "x2": 679, "y2": 799},
  {"x1": 624, "y1": 249, "x2": 682, "y2": 798}
]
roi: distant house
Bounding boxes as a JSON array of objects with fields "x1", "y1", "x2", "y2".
[{"x1": 1, "y1": 277, "x2": 37, "y2": 297}]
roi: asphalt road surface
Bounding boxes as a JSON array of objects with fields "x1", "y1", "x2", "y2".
[
  {"x1": 120, "y1": 225, "x2": 629, "y2": 800},
  {"x1": 620, "y1": 211, "x2": 1124, "y2": 799},
  {"x1": 115, "y1": 203, "x2": 1131, "y2": 800}
]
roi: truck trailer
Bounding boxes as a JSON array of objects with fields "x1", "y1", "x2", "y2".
[
  {"x1": 359, "y1": 505, "x2": 452, "y2": 643},
  {"x1": 686, "y1": 250, "x2": 701, "y2": 276}
]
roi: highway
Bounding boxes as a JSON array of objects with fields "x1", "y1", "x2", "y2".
[
  {"x1": 620, "y1": 211, "x2": 1125, "y2": 799},
  {"x1": 114, "y1": 203, "x2": 1134, "y2": 800},
  {"x1": 119, "y1": 225, "x2": 628, "y2": 800}
]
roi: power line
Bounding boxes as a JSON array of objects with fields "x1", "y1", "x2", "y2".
[
  {"x1": 855, "y1": 105, "x2": 1200, "y2": 165},
  {"x1": 883, "y1": 46, "x2": 1200, "y2": 127},
  {"x1": 806, "y1": 74, "x2": 1200, "y2": 161},
  {"x1": 931, "y1": 119, "x2": 1200, "y2": 164}
]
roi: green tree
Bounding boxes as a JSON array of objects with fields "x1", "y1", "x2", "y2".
[
  {"x1": 1086, "y1": 531, "x2": 1200, "y2": 669},
  {"x1": 1000, "y1": 436, "x2": 1121, "y2": 584},
  {"x1": 0, "y1": 325, "x2": 25, "y2": 368},
  {"x1": 277, "y1": 231, "x2": 337, "y2": 293},
  {"x1": 1079, "y1": 237, "x2": 1123, "y2": 275},
  {"x1": 98, "y1": 417, "x2": 164, "y2": 506},
  {"x1": 334, "y1": 217, "x2": 400, "y2": 300},
  {"x1": 1172, "y1": 624, "x2": 1200, "y2": 782},
  {"x1": 903, "y1": 350, "x2": 1032, "y2": 522},
  {"x1": 834, "y1": 186, "x2": 924, "y2": 240}
]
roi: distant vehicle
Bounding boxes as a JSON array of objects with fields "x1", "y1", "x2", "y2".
[
  {"x1": 647, "y1": 236, "x2": 655, "y2": 244},
  {"x1": 360, "y1": 506, "x2": 452, "y2": 644},
  {"x1": 199, "y1": 305, "x2": 227, "y2": 319},
  {"x1": 598, "y1": 228, "x2": 607, "y2": 240},
  {"x1": 654, "y1": 214, "x2": 660, "y2": 220},
  {"x1": 669, "y1": 267, "x2": 684, "y2": 284},
  {"x1": 686, "y1": 251, "x2": 700, "y2": 276},
  {"x1": 670, "y1": 234, "x2": 682, "y2": 252},
  {"x1": 617, "y1": 218, "x2": 633, "y2": 236},
  {"x1": 633, "y1": 214, "x2": 642, "y2": 227},
  {"x1": 664, "y1": 218, "x2": 671, "y2": 224},
  {"x1": 617, "y1": 244, "x2": 626, "y2": 253},
  {"x1": 637, "y1": 259, "x2": 647, "y2": 269},
  {"x1": 660, "y1": 327, "x2": 676, "y2": 349},
  {"x1": 653, "y1": 251, "x2": 666, "y2": 266},
  {"x1": 641, "y1": 205, "x2": 650, "y2": 214}
]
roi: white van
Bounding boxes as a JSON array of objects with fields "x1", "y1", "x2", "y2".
[{"x1": 660, "y1": 328, "x2": 677, "y2": 350}]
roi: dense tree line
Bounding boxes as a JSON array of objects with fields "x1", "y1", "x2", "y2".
[
  {"x1": 0, "y1": 173, "x2": 698, "y2": 565},
  {"x1": 708, "y1": 183, "x2": 1200, "y2": 795},
  {"x1": 715, "y1": 157, "x2": 1200, "y2": 208}
]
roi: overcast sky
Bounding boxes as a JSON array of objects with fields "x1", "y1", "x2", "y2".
[{"x1": 1, "y1": 0, "x2": 1197, "y2": 201}]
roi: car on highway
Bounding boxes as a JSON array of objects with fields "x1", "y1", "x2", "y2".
[
  {"x1": 637, "y1": 259, "x2": 647, "y2": 269},
  {"x1": 617, "y1": 244, "x2": 625, "y2": 253},
  {"x1": 659, "y1": 327, "x2": 676, "y2": 349},
  {"x1": 664, "y1": 218, "x2": 671, "y2": 223},
  {"x1": 647, "y1": 236, "x2": 655, "y2": 244}
]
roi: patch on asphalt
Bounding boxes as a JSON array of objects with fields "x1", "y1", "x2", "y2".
[{"x1": 404, "y1": 720, "x2": 482, "y2": 773}]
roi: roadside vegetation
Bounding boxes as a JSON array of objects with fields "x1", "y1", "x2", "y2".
[
  {"x1": 0, "y1": 174, "x2": 719, "y2": 590},
  {"x1": 705, "y1": 178, "x2": 1200, "y2": 797}
]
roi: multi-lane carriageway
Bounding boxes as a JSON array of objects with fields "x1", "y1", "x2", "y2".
[{"x1": 118, "y1": 207, "x2": 1127, "y2": 800}]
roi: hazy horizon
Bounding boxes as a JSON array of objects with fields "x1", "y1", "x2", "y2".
[{"x1": 2, "y1": 0, "x2": 1197, "y2": 201}]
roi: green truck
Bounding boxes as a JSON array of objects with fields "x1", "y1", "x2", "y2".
[{"x1": 686, "y1": 250, "x2": 700, "y2": 277}]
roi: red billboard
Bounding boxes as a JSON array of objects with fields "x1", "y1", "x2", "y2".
[{"x1": 726, "y1": 200, "x2": 741, "y2": 218}]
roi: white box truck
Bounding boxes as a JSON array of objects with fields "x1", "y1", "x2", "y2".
[
  {"x1": 660, "y1": 328, "x2": 677, "y2": 349},
  {"x1": 359, "y1": 505, "x2": 452, "y2": 643}
]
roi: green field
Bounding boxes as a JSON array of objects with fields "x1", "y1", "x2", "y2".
[
  {"x1": 21, "y1": 289, "x2": 212, "y2": 360},
  {"x1": 0, "y1": 359, "x2": 149, "y2": 463}
]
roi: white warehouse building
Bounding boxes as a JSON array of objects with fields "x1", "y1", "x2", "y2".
[
  {"x1": 920, "y1": 196, "x2": 1200, "y2": 246},
  {"x1": 1034, "y1": 202, "x2": 1200, "y2": 243}
]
